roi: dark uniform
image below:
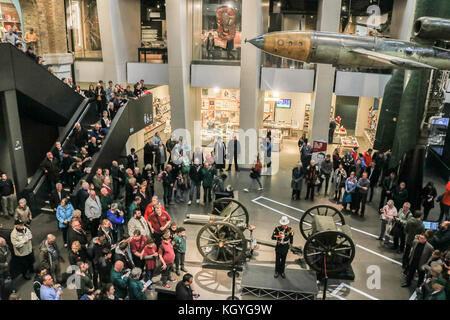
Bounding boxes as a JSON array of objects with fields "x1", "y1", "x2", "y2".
[{"x1": 271, "y1": 225, "x2": 294, "y2": 277}]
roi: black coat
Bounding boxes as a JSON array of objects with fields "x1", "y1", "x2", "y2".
[
  {"x1": 70, "y1": 127, "x2": 89, "y2": 148},
  {"x1": 365, "y1": 166, "x2": 381, "y2": 187},
  {"x1": 67, "y1": 228, "x2": 88, "y2": 249},
  {"x1": 40, "y1": 157, "x2": 60, "y2": 182},
  {"x1": 175, "y1": 281, "x2": 193, "y2": 300},
  {"x1": 189, "y1": 165, "x2": 203, "y2": 184},
  {"x1": 127, "y1": 154, "x2": 138, "y2": 170},
  {"x1": 143, "y1": 143, "x2": 155, "y2": 165},
  {"x1": 98, "y1": 256, "x2": 113, "y2": 283},
  {"x1": 76, "y1": 188, "x2": 89, "y2": 211},
  {"x1": 421, "y1": 186, "x2": 437, "y2": 209},
  {"x1": 305, "y1": 165, "x2": 318, "y2": 185},
  {"x1": 87, "y1": 141, "x2": 100, "y2": 157},
  {"x1": 50, "y1": 189, "x2": 69, "y2": 210},
  {"x1": 291, "y1": 167, "x2": 305, "y2": 190}
]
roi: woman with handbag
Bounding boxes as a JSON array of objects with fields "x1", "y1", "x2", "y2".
[
  {"x1": 341, "y1": 172, "x2": 357, "y2": 212},
  {"x1": 392, "y1": 202, "x2": 412, "y2": 253},
  {"x1": 244, "y1": 157, "x2": 263, "y2": 192}
]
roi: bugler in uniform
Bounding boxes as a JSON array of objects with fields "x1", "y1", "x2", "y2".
[{"x1": 271, "y1": 216, "x2": 293, "y2": 279}]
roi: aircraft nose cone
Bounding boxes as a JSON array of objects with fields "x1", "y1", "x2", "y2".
[{"x1": 247, "y1": 35, "x2": 265, "y2": 49}]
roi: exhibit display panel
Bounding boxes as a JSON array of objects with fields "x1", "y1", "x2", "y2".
[
  {"x1": 65, "y1": 0, "x2": 102, "y2": 59},
  {"x1": 429, "y1": 117, "x2": 449, "y2": 156},
  {"x1": 192, "y1": 0, "x2": 242, "y2": 62},
  {"x1": 200, "y1": 87, "x2": 240, "y2": 146}
]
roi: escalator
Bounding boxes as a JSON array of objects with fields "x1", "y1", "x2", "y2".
[{"x1": 24, "y1": 93, "x2": 154, "y2": 216}]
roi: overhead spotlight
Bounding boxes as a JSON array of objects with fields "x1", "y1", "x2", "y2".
[
  {"x1": 273, "y1": 91, "x2": 280, "y2": 98},
  {"x1": 214, "y1": 87, "x2": 220, "y2": 93}
]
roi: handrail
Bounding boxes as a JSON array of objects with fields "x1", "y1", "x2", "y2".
[{"x1": 24, "y1": 97, "x2": 94, "y2": 196}]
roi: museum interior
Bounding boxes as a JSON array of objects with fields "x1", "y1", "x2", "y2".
[{"x1": 0, "y1": 0, "x2": 449, "y2": 302}]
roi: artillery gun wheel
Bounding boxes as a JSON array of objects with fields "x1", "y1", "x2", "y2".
[
  {"x1": 303, "y1": 230, "x2": 355, "y2": 274},
  {"x1": 196, "y1": 221, "x2": 248, "y2": 265},
  {"x1": 212, "y1": 198, "x2": 249, "y2": 225},
  {"x1": 299, "y1": 205, "x2": 345, "y2": 240}
]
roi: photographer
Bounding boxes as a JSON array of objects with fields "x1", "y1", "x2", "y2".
[
  {"x1": 107, "y1": 203, "x2": 125, "y2": 242},
  {"x1": 176, "y1": 273, "x2": 198, "y2": 300}
]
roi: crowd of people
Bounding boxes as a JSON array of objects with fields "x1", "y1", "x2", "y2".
[{"x1": 293, "y1": 138, "x2": 450, "y2": 299}]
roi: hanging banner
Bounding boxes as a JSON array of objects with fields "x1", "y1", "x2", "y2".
[{"x1": 311, "y1": 140, "x2": 327, "y2": 166}]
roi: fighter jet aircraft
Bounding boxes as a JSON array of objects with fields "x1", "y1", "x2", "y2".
[{"x1": 246, "y1": 17, "x2": 450, "y2": 70}]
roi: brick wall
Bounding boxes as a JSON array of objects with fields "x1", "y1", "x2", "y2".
[{"x1": 21, "y1": 0, "x2": 68, "y2": 55}]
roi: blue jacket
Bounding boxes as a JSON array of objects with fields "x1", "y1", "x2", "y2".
[
  {"x1": 56, "y1": 204, "x2": 74, "y2": 228},
  {"x1": 107, "y1": 210, "x2": 125, "y2": 229}
]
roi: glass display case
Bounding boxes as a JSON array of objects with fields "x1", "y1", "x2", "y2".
[
  {"x1": 429, "y1": 117, "x2": 449, "y2": 156},
  {"x1": 192, "y1": 0, "x2": 242, "y2": 63},
  {"x1": 65, "y1": 0, "x2": 102, "y2": 59},
  {"x1": 139, "y1": 0, "x2": 167, "y2": 63}
]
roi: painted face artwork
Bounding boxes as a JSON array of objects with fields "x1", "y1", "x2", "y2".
[{"x1": 216, "y1": 6, "x2": 236, "y2": 40}]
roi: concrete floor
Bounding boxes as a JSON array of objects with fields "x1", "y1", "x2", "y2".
[{"x1": 2, "y1": 136, "x2": 447, "y2": 300}]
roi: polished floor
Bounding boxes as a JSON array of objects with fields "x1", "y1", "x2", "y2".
[{"x1": 2, "y1": 137, "x2": 447, "y2": 300}]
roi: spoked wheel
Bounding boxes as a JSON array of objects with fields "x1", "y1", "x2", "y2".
[
  {"x1": 212, "y1": 198, "x2": 249, "y2": 225},
  {"x1": 299, "y1": 205, "x2": 345, "y2": 240},
  {"x1": 196, "y1": 221, "x2": 248, "y2": 265},
  {"x1": 303, "y1": 230, "x2": 355, "y2": 274}
]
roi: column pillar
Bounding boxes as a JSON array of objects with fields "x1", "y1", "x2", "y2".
[
  {"x1": 1, "y1": 90, "x2": 28, "y2": 194},
  {"x1": 239, "y1": 0, "x2": 264, "y2": 166},
  {"x1": 309, "y1": 0, "x2": 342, "y2": 143},
  {"x1": 97, "y1": 0, "x2": 141, "y2": 83},
  {"x1": 390, "y1": 0, "x2": 417, "y2": 41},
  {"x1": 166, "y1": 0, "x2": 193, "y2": 138}
]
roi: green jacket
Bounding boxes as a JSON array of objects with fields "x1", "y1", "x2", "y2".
[
  {"x1": 128, "y1": 278, "x2": 147, "y2": 300},
  {"x1": 427, "y1": 290, "x2": 446, "y2": 300},
  {"x1": 201, "y1": 167, "x2": 216, "y2": 188},
  {"x1": 173, "y1": 234, "x2": 186, "y2": 253},
  {"x1": 128, "y1": 201, "x2": 139, "y2": 220},
  {"x1": 101, "y1": 194, "x2": 113, "y2": 218},
  {"x1": 92, "y1": 174, "x2": 103, "y2": 193},
  {"x1": 110, "y1": 269, "x2": 128, "y2": 299}
]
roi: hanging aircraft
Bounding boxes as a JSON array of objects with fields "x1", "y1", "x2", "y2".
[{"x1": 246, "y1": 17, "x2": 450, "y2": 70}]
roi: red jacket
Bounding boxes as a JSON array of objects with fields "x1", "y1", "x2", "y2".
[
  {"x1": 443, "y1": 182, "x2": 450, "y2": 206},
  {"x1": 144, "y1": 203, "x2": 165, "y2": 222},
  {"x1": 363, "y1": 152, "x2": 372, "y2": 167},
  {"x1": 350, "y1": 150, "x2": 358, "y2": 162}
]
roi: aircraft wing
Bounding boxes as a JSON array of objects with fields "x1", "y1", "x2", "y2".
[{"x1": 350, "y1": 48, "x2": 436, "y2": 69}]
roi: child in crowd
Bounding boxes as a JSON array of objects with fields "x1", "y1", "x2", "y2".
[
  {"x1": 142, "y1": 238, "x2": 158, "y2": 288},
  {"x1": 169, "y1": 222, "x2": 178, "y2": 241},
  {"x1": 173, "y1": 227, "x2": 187, "y2": 276}
]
